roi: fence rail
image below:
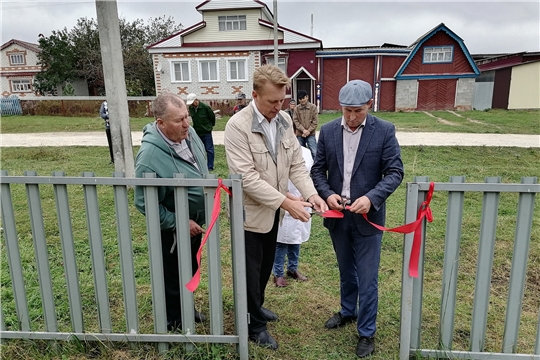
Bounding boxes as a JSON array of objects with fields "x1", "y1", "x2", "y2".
[
  {"x1": 400, "y1": 177, "x2": 540, "y2": 360},
  {"x1": 0, "y1": 171, "x2": 249, "y2": 359}
]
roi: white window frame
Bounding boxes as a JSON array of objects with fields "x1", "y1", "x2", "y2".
[
  {"x1": 227, "y1": 58, "x2": 248, "y2": 81},
  {"x1": 9, "y1": 53, "x2": 25, "y2": 65},
  {"x1": 266, "y1": 57, "x2": 287, "y2": 74},
  {"x1": 218, "y1": 15, "x2": 247, "y2": 31},
  {"x1": 197, "y1": 59, "x2": 220, "y2": 82},
  {"x1": 11, "y1": 79, "x2": 32, "y2": 92},
  {"x1": 423, "y1": 46, "x2": 453, "y2": 64},
  {"x1": 171, "y1": 60, "x2": 191, "y2": 82}
]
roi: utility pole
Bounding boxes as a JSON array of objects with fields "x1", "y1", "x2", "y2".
[
  {"x1": 95, "y1": 0, "x2": 134, "y2": 177},
  {"x1": 273, "y1": 0, "x2": 278, "y2": 67}
]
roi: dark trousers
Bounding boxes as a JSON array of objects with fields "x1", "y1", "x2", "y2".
[
  {"x1": 328, "y1": 211, "x2": 382, "y2": 337},
  {"x1": 244, "y1": 211, "x2": 280, "y2": 335},
  {"x1": 160, "y1": 229, "x2": 201, "y2": 327},
  {"x1": 198, "y1": 133, "x2": 214, "y2": 170},
  {"x1": 105, "y1": 128, "x2": 113, "y2": 163}
]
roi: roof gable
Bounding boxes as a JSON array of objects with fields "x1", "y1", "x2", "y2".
[
  {"x1": 395, "y1": 23, "x2": 480, "y2": 79},
  {"x1": 147, "y1": 0, "x2": 321, "y2": 52},
  {"x1": 1, "y1": 39, "x2": 40, "y2": 53}
]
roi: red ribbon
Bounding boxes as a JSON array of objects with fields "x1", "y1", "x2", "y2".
[
  {"x1": 185, "y1": 178, "x2": 232, "y2": 292},
  {"x1": 356, "y1": 182, "x2": 434, "y2": 278}
]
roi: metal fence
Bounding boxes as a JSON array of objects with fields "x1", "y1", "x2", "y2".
[
  {"x1": 400, "y1": 177, "x2": 540, "y2": 360},
  {"x1": 0, "y1": 96, "x2": 22, "y2": 116},
  {"x1": 0, "y1": 171, "x2": 249, "y2": 359}
]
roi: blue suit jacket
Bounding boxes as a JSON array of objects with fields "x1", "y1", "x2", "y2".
[{"x1": 311, "y1": 113, "x2": 404, "y2": 235}]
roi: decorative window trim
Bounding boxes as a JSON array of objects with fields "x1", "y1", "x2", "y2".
[
  {"x1": 266, "y1": 56, "x2": 287, "y2": 74},
  {"x1": 171, "y1": 60, "x2": 191, "y2": 83},
  {"x1": 7, "y1": 50, "x2": 27, "y2": 66},
  {"x1": 197, "y1": 59, "x2": 220, "y2": 82},
  {"x1": 11, "y1": 79, "x2": 32, "y2": 92},
  {"x1": 226, "y1": 58, "x2": 248, "y2": 81},
  {"x1": 422, "y1": 46, "x2": 454, "y2": 64},
  {"x1": 218, "y1": 15, "x2": 247, "y2": 31}
]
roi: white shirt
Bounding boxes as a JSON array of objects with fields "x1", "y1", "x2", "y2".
[
  {"x1": 252, "y1": 101, "x2": 278, "y2": 153},
  {"x1": 340, "y1": 117, "x2": 366, "y2": 202}
]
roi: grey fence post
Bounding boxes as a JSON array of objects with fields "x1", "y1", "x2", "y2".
[
  {"x1": 470, "y1": 176, "x2": 501, "y2": 352},
  {"x1": 228, "y1": 174, "x2": 249, "y2": 360},
  {"x1": 205, "y1": 174, "x2": 224, "y2": 336},
  {"x1": 142, "y1": 173, "x2": 168, "y2": 353},
  {"x1": 439, "y1": 176, "x2": 466, "y2": 350},
  {"x1": 0, "y1": 170, "x2": 31, "y2": 332},
  {"x1": 82, "y1": 172, "x2": 112, "y2": 333},
  {"x1": 25, "y1": 170, "x2": 58, "y2": 333},
  {"x1": 112, "y1": 172, "x2": 139, "y2": 334},
  {"x1": 52, "y1": 171, "x2": 84, "y2": 333}
]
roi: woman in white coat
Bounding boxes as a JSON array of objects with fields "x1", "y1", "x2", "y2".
[{"x1": 273, "y1": 146, "x2": 313, "y2": 287}]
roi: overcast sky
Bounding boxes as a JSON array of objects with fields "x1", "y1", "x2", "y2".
[{"x1": 2, "y1": 0, "x2": 539, "y2": 55}]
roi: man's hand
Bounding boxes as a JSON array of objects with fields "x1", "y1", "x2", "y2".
[
  {"x1": 348, "y1": 196, "x2": 372, "y2": 214},
  {"x1": 327, "y1": 194, "x2": 344, "y2": 210},
  {"x1": 307, "y1": 194, "x2": 328, "y2": 213},
  {"x1": 302, "y1": 129, "x2": 310, "y2": 137},
  {"x1": 281, "y1": 197, "x2": 313, "y2": 222},
  {"x1": 189, "y1": 219, "x2": 206, "y2": 237}
]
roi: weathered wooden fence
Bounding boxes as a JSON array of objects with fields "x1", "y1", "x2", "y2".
[{"x1": 400, "y1": 177, "x2": 540, "y2": 360}]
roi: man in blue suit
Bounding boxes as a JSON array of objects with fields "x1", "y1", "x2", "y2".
[{"x1": 311, "y1": 80, "x2": 404, "y2": 358}]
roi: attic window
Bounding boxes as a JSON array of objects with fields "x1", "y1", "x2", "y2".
[
  {"x1": 8, "y1": 52, "x2": 26, "y2": 66},
  {"x1": 218, "y1": 15, "x2": 246, "y2": 31},
  {"x1": 423, "y1": 46, "x2": 453, "y2": 63}
]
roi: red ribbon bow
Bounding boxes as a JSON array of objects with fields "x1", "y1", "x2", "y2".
[
  {"x1": 185, "y1": 178, "x2": 232, "y2": 292},
  {"x1": 359, "y1": 182, "x2": 434, "y2": 278}
]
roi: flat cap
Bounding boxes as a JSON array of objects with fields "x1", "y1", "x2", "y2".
[
  {"x1": 297, "y1": 90, "x2": 308, "y2": 99},
  {"x1": 236, "y1": 93, "x2": 246, "y2": 100},
  {"x1": 339, "y1": 80, "x2": 373, "y2": 107}
]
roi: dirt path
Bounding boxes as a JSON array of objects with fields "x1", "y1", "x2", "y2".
[{"x1": 1, "y1": 131, "x2": 539, "y2": 148}]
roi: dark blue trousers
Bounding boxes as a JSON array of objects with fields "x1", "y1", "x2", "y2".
[
  {"x1": 198, "y1": 133, "x2": 215, "y2": 170},
  {"x1": 328, "y1": 211, "x2": 382, "y2": 337}
]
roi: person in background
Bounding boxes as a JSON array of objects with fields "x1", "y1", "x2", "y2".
[
  {"x1": 224, "y1": 64, "x2": 328, "y2": 350},
  {"x1": 186, "y1": 93, "x2": 216, "y2": 171},
  {"x1": 272, "y1": 146, "x2": 313, "y2": 287},
  {"x1": 233, "y1": 92, "x2": 247, "y2": 114},
  {"x1": 285, "y1": 99, "x2": 296, "y2": 119},
  {"x1": 293, "y1": 90, "x2": 318, "y2": 160},
  {"x1": 310, "y1": 80, "x2": 404, "y2": 358},
  {"x1": 99, "y1": 100, "x2": 114, "y2": 164},
  {"x1": 134, "y1": 92, "x2": 208, "y2": 331}
]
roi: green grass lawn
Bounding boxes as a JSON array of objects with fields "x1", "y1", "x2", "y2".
[
  {"x1": 1, "y1": 108, "x2": 539, "y2": 134},
  {"x1": 1, "y1": 144, "x2": 539, "y2": 360}
]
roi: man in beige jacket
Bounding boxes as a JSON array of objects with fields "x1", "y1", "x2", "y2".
[{"x1": 224, "y1": 65, "x2": 327, "y2": 350}]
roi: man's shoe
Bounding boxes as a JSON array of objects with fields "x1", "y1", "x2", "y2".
[
  {"x1": 356, "y1": 336, "x2": 375, "y2": 358},
  {"x1": 195, "y1": 310, "x2": 206, "y2": 323},
  {"x1": 249, "y1": 330, "x2": 278, "y2": 350},
  {"x1": 324, "y1": 312, "x2": 357, "y2": 329},
  {"x1": 261, "y1": 307, "x2": 278, "y2": 321},
  {"x1": 273, "y1": 276, "x2": 288, "y2": 287},
  {"x1": 287, "y1": 270, "x2": 308, "y2": 281},
  {"x1": 167, "y1": 321, "x2": 180, "y2": 332}
]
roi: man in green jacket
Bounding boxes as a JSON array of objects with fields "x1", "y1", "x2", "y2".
[
  {"x1": 186, "y1": 93, "x2": 216, "y2": 171},
  {"x1": 135, "y1": 92, "x2": 208, "y2": 331}
]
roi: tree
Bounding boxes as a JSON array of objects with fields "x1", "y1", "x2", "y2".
[
  {"x1": 35, "y1": 16, "x2": 182, "y2": 96},
  {"x1": 34, "y1": 29, "x2": 77, "y2": 95}
]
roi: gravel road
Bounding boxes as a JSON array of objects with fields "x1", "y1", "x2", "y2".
[{"x1": 1, "y1": 131, "x2": 538, "y2": 148}]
